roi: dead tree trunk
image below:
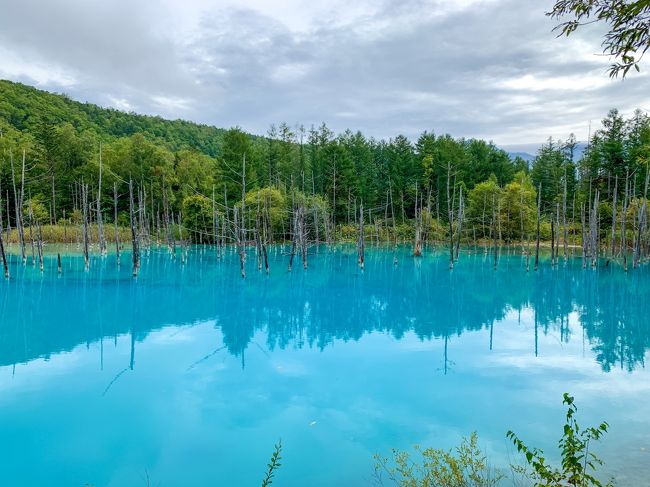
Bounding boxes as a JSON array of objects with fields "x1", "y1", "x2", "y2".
[
  {"x1": 129, "y1": 179, "x2": 140, "y2": 277},
  {"x1": 171, "y1": 211, "x2": 177, "y2": 257},
  {"x1": 590, "y1": 190, "x2": 600, "y2": 268},
  {"x1": 221, "y1": 194, "x2": 227, "y2": 258},
  {"x1": 455, "y1": 185, "x2": 464, "y2": 260},
  {"x1": 114, "y1": 182, "x2": 120, "y2": 266},
  {"x1": 0, "y1": 221, "x2": 8, "y2": 278},
  {"x1": 581, "y1": 203, "x2": 587, "y2": 269},
  {"x1": 611, "y1": 176, "x2": 618, "y2": 257},
  {"x1": 622, "y1": 173, "x2": 629, "y2": 271},
  {"x1": 97, "y1": 143, "x2": 107, "y2": 255},
  {"x1": 563, "y1": 171, "x2": 568, "y2": 261},
  {"x1": 238, "y1": 154, "x2": 247, "y2": 278},
  {"x1": 633, "y1": 169, "x2": 649, "y2": 268},
  {"x1": 10, "y1": 152, "x2": 26, "y2": 263},
  {"x1": 36, "y1": 218, "x2": 44, "y2": 272},
  {"x1": 447, "y1": 161, "x2": 454, "y2": 270},
  {"x1": 212, "y1": 186, "x2": 218, "y2": 253},
  {"x1": 299, "y1": 204, "x2": 308, "y2": 269},
  {"x1": 413, "y1": 189, "x2": 422, "y2": 257},
  {"x1": 82, "y1": 182, "x2": 90, "y2": 269},
  {"x1": 235, "y1": 206, "x2": 245, "y2": 278},
  {"x1": 493, "y1": 194, "x2": 498, "y2": 270},
  {"x1": 288, "y1": 206, "x2": 297, "y2": 272},
  {"x1": 358, "y1": 201, "x2": 365, "y2": 268},
  {"x1": 550, "y1": 215, "x2": 555, "y2": 266},
  {"x1": 555, "y1": 203, "x2": 560, "y2": 265},
  {"x1": 179, "y1": 212, "x2": 187, "y2": 264},
  {"x1": 255, "y1": 209, "x2": 263, "y2": 271},
  {"x1": 162, "y1": 183, "x2": 172, "y2": 254},
  {"x1": 28, "y1": 198, "x2": 36, "y2": 266},
  {"x1": 4, "y1": 190, "x2": 10, "y2": 244},
  {"x1": 534, "y1": 183, "x2": 541, "y2": 271},
  {"x1": 262, "y1": 199, "x2": 269, "y2": 273}
]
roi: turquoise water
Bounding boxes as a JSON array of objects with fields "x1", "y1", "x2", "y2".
[{"x1": 0, "y1": 245, "x2": 649, "y2": 486}]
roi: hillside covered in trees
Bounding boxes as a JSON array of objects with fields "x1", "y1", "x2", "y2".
[{"x1": 0, "y1": 79, "x2": 649, "y2": 261}]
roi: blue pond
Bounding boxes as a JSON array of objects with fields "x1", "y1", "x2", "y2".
[{"x1": 0, "y1": 245, "x2": 649, "y2": 486}]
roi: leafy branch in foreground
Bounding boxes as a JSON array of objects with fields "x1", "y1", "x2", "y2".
[
  {"x1": 261, "y1": 440, "x2": 283, "y2": 487},
  {"x1": 548, "y1": 0, "x2": 650, "y2": 77},
  {"x1": 373, "y1": 432, "x2": 504, "y2": 487},
  {"x1": 507, "y1": 393, "x2": 613, "y2": 486}
]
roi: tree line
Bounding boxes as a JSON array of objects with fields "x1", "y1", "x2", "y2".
[{"x1": 0, "y1": 80, "x2": 649, "y2": 271}]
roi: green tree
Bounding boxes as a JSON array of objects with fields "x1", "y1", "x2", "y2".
[
  {"x1": 181, "y1": 194, "x2": 214, "y2": 242},
  {"x1": 244, "y1": 187, "x2": 288, "y2": 235},
  {"x1": 174, "y1": 149, "x2": 218, "y2": 203},
  {"x1": 467, "y1": 176, "x2": 502, "y2": 239},
  {"x1": 500, "y1": 171, "x2": 537, "y2": 241},
  {"x1": 222, "y1": 127, "x2": 256, "y2": 205}
]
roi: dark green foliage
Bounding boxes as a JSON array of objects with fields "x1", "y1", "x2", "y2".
[{"x1": 507, "y1": 393, "x2": 612, "y2": 486}]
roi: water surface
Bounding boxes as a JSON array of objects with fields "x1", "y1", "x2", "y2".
[{"x1": 0, "y1": 245, "x2": 649, "y2": 486}]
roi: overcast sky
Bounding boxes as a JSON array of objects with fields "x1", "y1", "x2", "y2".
[{"x1": 1, "y1": 0, "x2": 648, "y2": 152}]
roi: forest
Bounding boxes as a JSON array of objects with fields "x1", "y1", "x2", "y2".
[{"x1": 0, "y1": 79, "x2": 649, "y2": 273}]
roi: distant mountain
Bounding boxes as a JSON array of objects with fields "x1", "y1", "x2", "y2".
[
  {"x1": 506, "y1": 151, "x2": 536, "y2": 163},
  {"x1": 571, "y1": 142, "x2": 588, "y2": 161},
  {"x1": 503, "y1": 142, "x2": 588, "y2": 164}
]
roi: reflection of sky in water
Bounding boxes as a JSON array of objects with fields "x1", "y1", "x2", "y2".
[{"x1": 0, "y1": 246, "x2": 648, "y2": 486}]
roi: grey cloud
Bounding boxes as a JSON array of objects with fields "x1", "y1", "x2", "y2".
[{"x1": 0, "y1": 0, "x2": 647, "y2": 144}]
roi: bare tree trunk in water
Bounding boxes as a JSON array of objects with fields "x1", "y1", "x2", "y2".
[
  {"x1": 555, "y1": 203, "x2": 560, "y2": 265},
  {"x1": 28, "y1": 198, "x2": 36, "y2": 266},
  {"x1": 129, "y1": 179, "x2": 140, "y2": 278},
  {"x1": 611, "y1": 176, "x2": 618, "y2": 257},
  {"x1": 10, "y1": 152, "x2": 26, "y2": 263},
  {"x1": 633, "y1": 168, "x2": 649, "y2": 268},
  {"x1": 590, "y1": 190, "x2": 599, "y2": 268},
  {"x1": 114, "y1": 182, "x2": 120, "y2": 266},
  {"x1": 36, "y1": 218, "x2": 44, "y2": 272},
  {"x1": 0, "y1": 220, "x2": 8, "y2": 278},
  {"x1": 288, "y1": 205, "x2": 297, "y2": 272},
  {"x1": 534, "y1": 183, "x2": 541, "y2": 271},
  {"x1": 413, "y1": 186, "x2": 422, "y2": 257},
  {"x1": 82, "y1": 182, "x2": 90, "y2": 269},
  {"x1": 493, "y1": 194, "x2": 498, "y2": 270},
  {"x1": 455, "y1": 186, "x2": 464, "y2": 260},
  {"x1": 622, "y1": 172, "x2": 629, "y2": 272},
  {"x1": 97, "y1": 143, "x2": 106, "y2": 255},
  {"x1": 563, "y1": 170, "x2": 568, "y2": 261},
  {"x1": 358, "y1": 201, "x2": 365, "y2": 268},
  {"x1": 581, "y1": 203, "x2": 587, "y2": 269},
  {"x1": 550, "y1": 214, "x2": 555, "y2": 266},
  {"x1": 299, "y1": 204, "x2": 308, "y2": 269},
  {"x1": 239, "y1": 155, "x2": 247, "y2": 278},
  {"x1": 447, "y1": 161, "x2": 454, "y2": 270}
]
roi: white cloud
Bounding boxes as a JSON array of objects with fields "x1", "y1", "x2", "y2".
[{"x1": 0, "y1": 46, "x2": 77, "y2": 88}]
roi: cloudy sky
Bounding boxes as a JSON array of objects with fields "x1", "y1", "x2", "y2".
[{"x1": 1, "y1": 0, "x2": 648, "y2": 151}]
